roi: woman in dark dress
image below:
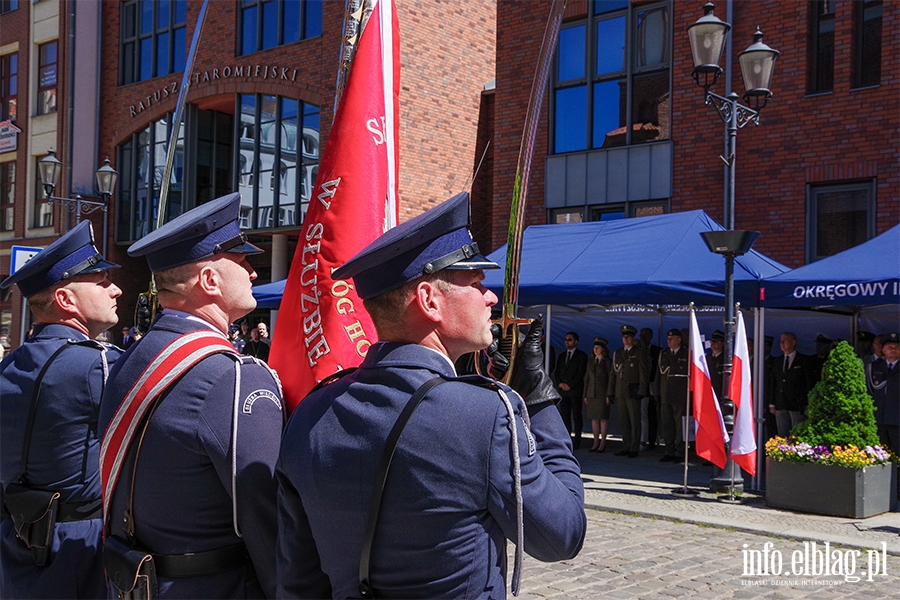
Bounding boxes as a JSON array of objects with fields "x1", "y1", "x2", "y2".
[{"x1": 583, "y1": 337, "x2": 613, "y2": 452}]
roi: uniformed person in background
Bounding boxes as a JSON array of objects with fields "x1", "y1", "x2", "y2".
[
  {"x1": 276, "y1": 192, "x2": 585, "y2": 599},
  {"x1": 707, "y1": 329, "x2": 726, "y2": 400},
  {"x1": 869, "y1": 333, "x2": 899, "y2": 454},
  {"x1": 658, "y1": 328, "x2": 690, "y2": 463},
  {"x1": 98, "y1": 193, "x2": 284, "y2": 599},
  {"x1": 855, "y1": 330, "x2": 875, "y2": 361},
  {"x1": 583, "y1": 337, "x2": 613, "y2": 452},
  {"x1": 639, "y1": 328, "x2": 661, "y2": 450},
  {"x1": 1, "y1": 221, "x2": 123, "y2": 599},
  {"x1": 609, "y1": 324, "x2": 648, "y2": 458},
  {"x1": 809, "y1": 333, "x2": 834, "y2": 382}
]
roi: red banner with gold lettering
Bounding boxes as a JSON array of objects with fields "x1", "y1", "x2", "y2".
[{"x1": 270, "y1": 0, "x2": 399, "y2": 411}]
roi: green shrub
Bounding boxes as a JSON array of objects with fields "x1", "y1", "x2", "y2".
[{"x1": 790, "y1": 341, "x2": 880, "y2": 449}]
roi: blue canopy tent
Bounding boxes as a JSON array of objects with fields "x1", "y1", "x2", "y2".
[
  {"x1": 252, "y1": 278, "x2": 287, "y2": 309},
  {"x1": 760, "y1": 224, "x2": 900, "y2": 309},
  {"x1": 482, "y1": 210, "x2": 789, "y2": 308}
]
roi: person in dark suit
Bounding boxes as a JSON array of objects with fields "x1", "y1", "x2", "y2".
[
  {"x1": 658, "y1": 328, "x2": 689, "y2": 463},
  {"x1": 610, "y1": 325, "x2": 648, "y2": 457},
  {"x1": 242, "y1": 324, "x2": 271, "y2": 361},
  {"x1": 275, "y1": 192, "x2": 585, "y2": 598},
  {"x1": 640, "y1": 328, "x2": 661, "y2": 450},
  {"x1": 0, "y1": 221, "x2": 123, "y2": 599},
  {"x1": 121, "y1": 326, "x2": 136, "y2": 349},
  {"x1": 707, "y1": 329, "x2": 726, "y2": 401},
  {"x1": 766, "y1": 332, "x2": 814, "y2": 437},
  {"x1": 98, "y1": 193, "x2": 284, "y2": 599},
  {"x1": 554, "y1": 331, "x2": 589, "y2": 449},
  {"x1": 869, "y1": 333, "x2": 899, "y2": 454}
]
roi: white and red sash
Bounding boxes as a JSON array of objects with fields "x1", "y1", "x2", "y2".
[{"x1": 99, "y1": 331, "x2": 237, "y2": 527}]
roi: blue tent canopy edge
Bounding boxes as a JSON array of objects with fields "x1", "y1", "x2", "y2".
[{"x1": 482, "y1": 210, "x2": 789, "y2": 308}]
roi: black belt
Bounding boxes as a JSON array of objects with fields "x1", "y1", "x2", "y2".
[
  {"x1": 59, "y1": 498, "x2": 102, "y2": 522},
  {"x1": 1, "y1": 498, "x2": 102, "y2": 523},
  {"x1": 152, "y1": 542, "x2": 251, "y2": 579}
]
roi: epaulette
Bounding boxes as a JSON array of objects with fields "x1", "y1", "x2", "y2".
[
  {"x1": 308, "y1": 367, "x2": 359, "y2": 395},
  {"x1": 441, "y1": 373, "x2": 503, "y2": 392}
]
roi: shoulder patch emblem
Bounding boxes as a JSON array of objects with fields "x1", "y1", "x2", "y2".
[{"x1": 243, "y1": 389, "x2": 282, "y2": 414}]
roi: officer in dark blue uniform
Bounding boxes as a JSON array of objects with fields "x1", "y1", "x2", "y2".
[
  {"x1": 98, "y1": 193, "x2": 284, "y2": 599},
  {"x1": 1, "y1": 220, "x2": 123, "y2": 599},
  {"x1": 276, "y1": 192, "x2": 586, "y2": 599},
  {"x1": 869, "y1": 333, "x2": 899, "y2": 454}
]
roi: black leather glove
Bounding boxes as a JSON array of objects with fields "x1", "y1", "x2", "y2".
[
  {"x1": 509, "y1": 316, "x2": 561, "y2": 416},
  {"x1": 485, "y1": 323, "x2": 510, "y2": 381}
]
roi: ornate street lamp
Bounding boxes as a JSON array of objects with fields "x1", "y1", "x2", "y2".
[
  {"x1": 687, "y1": 2, "x2": 779, "y2": 496},
  {"x1": 739, "y1": 28, "x2": 780, "y2": 109},
  {"x1": 38, "y1": 149, "x2": 63, "y2": 201},
  {"x1": 95, "y1": 157, "x2": 118, "y2": 198},
  {"x1": 39, "y1": 149, "x2": 118, "y2": 257},
  {"x1": 687, "y1": 2, "x2": 730, "y2": 87}
]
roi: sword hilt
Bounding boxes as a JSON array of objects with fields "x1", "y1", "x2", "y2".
[{"x1": 476, "y1": 314, "x2": 531, "y2": 385}]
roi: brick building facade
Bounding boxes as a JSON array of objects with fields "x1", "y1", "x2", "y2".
[
  {"x1": 1, "y1": 0, "x2": 896, "y2": 353},
  {"x1": 489, "y1": 0, "x2": 898, "y2": 269},
  {"x1": 1, "y1": 0, "x2": 495, "y2": 349}
]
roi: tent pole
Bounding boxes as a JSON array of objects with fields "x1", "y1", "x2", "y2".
[
  {"x1": 544, "y1": 305, "x2": 552, "y2": 374},
  {"x1": 753, "y1": 307, "x2": 765, "y2": 490}
]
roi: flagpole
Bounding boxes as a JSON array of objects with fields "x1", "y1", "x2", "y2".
[
  {"x1": 269, "y1": 0, "x2": 398, "y2": 410},
  {"x1": 720, "y1": 304, "x2": 758, "y2": 503},
  {"x1": 672, "y1": 304, "x2": 699, "y2": 498}
]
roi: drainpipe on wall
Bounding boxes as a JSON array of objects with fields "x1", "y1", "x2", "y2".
[{"x1": 66, "y1": 0, "x2": 76, "y2": 233}]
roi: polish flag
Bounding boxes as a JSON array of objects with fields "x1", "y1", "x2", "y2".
[
  {"x1": 269, "y1": 0, "x2": 399, "y2": 412},
  {"x1": 729, "y1": 311, "x2": 756, "y2": 475},
  {"x1": 689, "y1": 309, "x2": 729, "y2": 468}
]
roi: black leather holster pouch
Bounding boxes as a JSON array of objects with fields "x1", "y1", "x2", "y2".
[
  {"x1": 103, "y1": 535, "x2": 158, "y2": 600},
  {"x1": 3, "y1": 482, "x2": 60, "y2": 567}
]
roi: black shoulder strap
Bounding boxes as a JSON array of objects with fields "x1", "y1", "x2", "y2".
[
  {"x1": 357, "y1": 376, "x2": 446, "y2": 599},
  {"x1": 308, "y1": 367, "x2": 358, "y2": 396},
  {"x1": 16, "y1": 342, "x2": 73, "y2": 484}
]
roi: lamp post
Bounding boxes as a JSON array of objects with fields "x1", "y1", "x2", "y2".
[
  {"x1": 687, "y1": 2, "x2": 778, "y2": 494},
  {"x1": 39, "y1": 149, "x2": 118, "y2": 257}
]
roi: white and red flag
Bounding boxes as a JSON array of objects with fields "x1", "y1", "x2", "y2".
[
  {"x1": 728, "y1": 310, "x2": 757, "y2": 475},
  {"x1": 689, "y1": 308, "x2": 729, "y2": 468},
  {"x1": 269, "y1": 0, "x2": 399, "y2": 412}
]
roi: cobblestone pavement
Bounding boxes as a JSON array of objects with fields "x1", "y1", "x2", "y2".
[
  {"x1": 514, "y1": 509, "x2": 900, "y2": 599},
  {"x1": 577, "y1": 438, "x2": 900, "y2": 555}
]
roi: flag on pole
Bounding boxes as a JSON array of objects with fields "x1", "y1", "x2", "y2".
[
  {"x1": 689, "y1": 308, "x2": 729, "y2": 468},
  {"x1": 269, "y1": 0, "x2": 400, "y2": 412},
  {"x1": 729, "y1": 310, "x2": 757, "y2": 475}
]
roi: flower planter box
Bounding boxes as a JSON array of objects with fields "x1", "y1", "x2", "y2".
[{"x1": 766, "y1": 459, "x2": 893, "y2": 518}]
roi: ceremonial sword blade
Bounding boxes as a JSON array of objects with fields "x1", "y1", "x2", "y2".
[
  {"x1": 479, "y1": 0, "x2": 567, "y2": 383},
  {"x1": 504, "y1": 0, "x2": 566, "y2": 317}
]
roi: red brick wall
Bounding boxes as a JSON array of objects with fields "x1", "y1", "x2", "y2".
[
  {"x1": 494, "y1": 0, "x2": 899, "y2": 267},
  {"x1": 96, "y1": 0, "x2": 496, "y2": 326},
  {"x1": 492, "y1": 0, "x2": 555, "y2": 252},
  {"x1": 395, "y1": 0, "x2": 496, "y2": 219},
  {"x1": 673, "y1": 0, "x2": 899, "y2": 268}
]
